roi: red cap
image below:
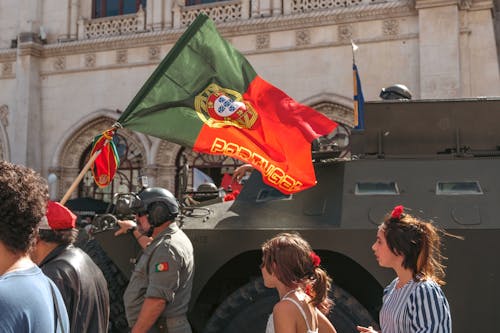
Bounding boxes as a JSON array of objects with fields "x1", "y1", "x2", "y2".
[{"x1": 40, "y1": 201, "x2": 77, "y2": 230}]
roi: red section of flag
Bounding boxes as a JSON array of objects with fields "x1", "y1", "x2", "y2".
[
  {"x1": 90, "y1": 129, "x2": 120, "y2": 188},
  {"x1": 194, "y1": 76, "x2": 337, "y2": 194}
]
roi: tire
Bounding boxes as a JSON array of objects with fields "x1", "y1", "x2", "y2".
[
  {"x1": 202, "y1": 277, "x2": 378, "y2": 333},
  {"x1": 76, "y1": 231, "x2": 130, "y2": 333}
]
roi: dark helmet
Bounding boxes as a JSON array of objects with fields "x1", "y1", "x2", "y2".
[
  {"x1": 134, "y1": 187, "x2": 179, "y2": 227},
  {"x1": 379, "y1": 84, "x2": 412, "y2": 100}
]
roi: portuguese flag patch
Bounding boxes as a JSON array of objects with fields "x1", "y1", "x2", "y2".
[{"x1": 155, "y1": 262, "x2": 169, "y2": 272}]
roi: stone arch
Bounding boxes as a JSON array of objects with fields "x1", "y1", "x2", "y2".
[
  {"x1": 0, "y1": 104, "x2": 10, "y2": 161},
  {"x1": 51, "y1": 109, "x2": 147, "y2": 200},
  {"x1": 301, "y1": 93, "x2": 355, "y2": 127}
]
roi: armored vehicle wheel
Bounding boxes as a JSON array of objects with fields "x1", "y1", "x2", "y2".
[
  {"x1": 202, "y1": 277, "x2": 377, "y2": 333},
  {"x1": 76, "y1": 231, "x2": 130, "y2": 333}
]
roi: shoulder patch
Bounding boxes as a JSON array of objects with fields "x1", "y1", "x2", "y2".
[{"x1": 155, "y1": 262, "x2": 169, "y2": 272}]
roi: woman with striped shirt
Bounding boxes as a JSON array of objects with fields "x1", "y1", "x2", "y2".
[{"x1": 357, "y1": 205, "x2": 453, "y2": 333}]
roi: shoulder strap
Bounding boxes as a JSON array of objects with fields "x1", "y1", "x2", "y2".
[{"x1": 282, "y1": 297, "x2": 313, "y2": 331}]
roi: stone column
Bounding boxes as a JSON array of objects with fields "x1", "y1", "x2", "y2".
[
  {"x1": 146, "y1": 0, "x2": 166, "y2": 31},
  {"x1": 463, "y1": 0, "x2": 500, "y2": 96},
  {"x1": 416, "y1": 0, "x2": 460, "y2": 98},
  {"x1": 163, "y1": 0, "x2": 174, "y2": 29},
  {"x1": 12, "y1": 0, "x2": 43, "y2": 170},
  {"x1": 69, "y1": 0, "x2": 80, "y2": 40}
]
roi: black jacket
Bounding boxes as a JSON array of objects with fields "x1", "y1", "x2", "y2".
[{"x1": 40, "y1": 244, "x2": 110, "y2": 333}]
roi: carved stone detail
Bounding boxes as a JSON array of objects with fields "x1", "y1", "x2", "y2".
[
  {"x1": 0, "y1": 105, "x2": 8, "y2": 127},
  {"x1": 382, "y1": 19, "x2": 399, "y2": 36},
  {"x1": 148, "y1": 46, "x2": 161, "y2": 61},
  {"x1": 116, "y1": 50, "x2": 128, "y2": 64},
  {"x1": 296, "y1": 29, "x2": 311, "y2": 46},
  {"x1": 80, "y1": 8, "x2": 146, "y2": 39},
  {"x1": 313, "y1": 102, "x2": 354, "y2": 127},
  {"x1": 292, "y1": 0, "x2": 364, "y2": 13},
  {"x1": 84, "y1": 54, "x2": 96, "y2": 68},
  {"x1": 338, "y1": 24, "x2": 353, "y2": 42},
  {"x1": 1, "y1": 63, "x2": 13, "y2": 76},
  {"x1": 180, "y1": 1, "x2": 243, "y2": 27},
  {"x1": 53, "y1": 57, "x2": 66, "y2": 71},
  {"x1": 459, "y1": 0, "x2": 472, "y2": 9},
  {"x1": 256, "y1": 33, "x2": 270, "y2": 49}
]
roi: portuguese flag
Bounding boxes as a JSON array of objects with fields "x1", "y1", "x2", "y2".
[
  {"x1": 118, "y1": 14, "x2": 337, "y2": 194},
  {"x1": 90, "y1": 128, "x2": 120, "y2": 188}
]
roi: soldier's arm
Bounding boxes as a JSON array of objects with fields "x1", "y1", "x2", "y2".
[
  {"x1": 131, "y1": 297, "x2": 166, "y2": 333},
  {"x1": 114, "y1": 219, "x2": 151, "y2": 249}
]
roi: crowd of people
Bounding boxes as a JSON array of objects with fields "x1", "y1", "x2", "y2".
[{"x1": 0, "y1": 159, "x2": 455, "y2": 333}]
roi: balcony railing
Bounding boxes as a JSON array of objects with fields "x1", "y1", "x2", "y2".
[
  {"x1": 75, "y1": 0, "x2": 395, "y2": 39},
  {"x1": 78, "y1": 6, "x2": 146, "y2": 40}
]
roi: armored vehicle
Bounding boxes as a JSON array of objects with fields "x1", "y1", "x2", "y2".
[{"x1": 89, "y1": 97, "x2": 500, "y2": 333}]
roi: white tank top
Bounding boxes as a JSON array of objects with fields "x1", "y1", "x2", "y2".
[{"x1": 265, "y1": 296, "x2": 318, "y2": 333}]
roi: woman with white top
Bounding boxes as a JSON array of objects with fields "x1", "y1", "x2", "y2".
[
  {"x1": 261, "y1": 233, "x2": 337, "y2": 333},
  {"x1": 357, "y1": 205, "x2": 455, "y2": 333}
]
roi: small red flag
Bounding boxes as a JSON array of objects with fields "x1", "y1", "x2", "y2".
[{"x1": 90, "y1": 129, "x2": 120, "y2": 188}]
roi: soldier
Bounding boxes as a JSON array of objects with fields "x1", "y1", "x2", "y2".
[
  {"x1": 0, "y1": 161, "x2": 69, "y2": 333},
  {"x1": 115, "y1": 187, "x2": 194, "y2": 333},
  {"x1": 31, "y1": 201, "x2": 110, "y2": 333}
]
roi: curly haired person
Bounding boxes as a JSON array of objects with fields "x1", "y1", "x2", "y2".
[{"x1": 0, "y1": 161, "x2": 69, "y2": 333}]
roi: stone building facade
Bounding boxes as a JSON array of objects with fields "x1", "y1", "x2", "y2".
[{"x1": 0, "y1": 0, "x2": 498, "y2": 201}]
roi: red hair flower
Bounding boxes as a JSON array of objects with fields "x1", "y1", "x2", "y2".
[
  {"x1": 305, "y1": 284, "x2": 313, "y2": 297},
  {"x1": 310, "y1": 251, "x2": 321, "y2": 267},
  {"x1": 391, "y1": 205, "x2": 404, "y2": 219}
]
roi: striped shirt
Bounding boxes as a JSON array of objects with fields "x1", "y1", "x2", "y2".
[{"x1": 379, "y1": 278, "x2": 452, "y2": 333}]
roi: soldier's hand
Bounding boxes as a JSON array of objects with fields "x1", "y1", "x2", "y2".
[
  {"x1": 232, "y1": 164, "x2": 253, "y2": 183},
  {"x1": 114, "y1": 220, "x2": 137, "y2": 236}
]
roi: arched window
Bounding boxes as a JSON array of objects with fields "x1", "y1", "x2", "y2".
[
  {"x1": 78, "y1": 133, "x2": 144, "y2": 203},
  {"x1": 93, "y1": 0, "x2": 147, "y2": 18}
]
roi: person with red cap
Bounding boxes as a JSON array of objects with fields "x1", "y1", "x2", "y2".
[
  {"x1": 0, "y1": 161, "x2": 69, "y2": 333},
  {"x1": 31, "y1": 200, "x2": 110, "y2": 333}
]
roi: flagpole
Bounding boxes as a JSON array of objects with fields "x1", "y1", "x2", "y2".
[
  {"x1": 351, "y1": 39, "x2": 357, "y2": 65},
  {"x1": 60, "y1": 148, "x2": 102, "y2": 205}
]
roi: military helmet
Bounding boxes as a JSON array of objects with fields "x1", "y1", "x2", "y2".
[
  {"x1": 134, "y1": 187, "x2": 179, "y2": 227},
  {"x1": 379, "y1": 84, "x2": 412, "y2": 100}
]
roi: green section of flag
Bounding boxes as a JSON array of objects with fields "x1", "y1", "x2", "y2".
[{"x1": 118, "y1": 14, "x2": 257, "y2": 147}]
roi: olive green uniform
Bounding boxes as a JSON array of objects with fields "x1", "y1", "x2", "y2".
[{"x1": 124, "y1": 222, "x2": 194, "y2": 333}]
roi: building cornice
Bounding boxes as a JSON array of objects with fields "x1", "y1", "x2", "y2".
[
  {"x1": 17, "y1": 42, "x2": 43, "y2": 57},
  {"x1": 415, "y1": 0, "x2": 458, "y2": 9},
  {"x1": 468, "y1": 0, "x2": 494, "y2": 10},
  {"x1": 37, "y1": 1, "x2": 415, "y2": 58},
  {"x1": 0, "y1": 50, "x2": 16, "y2": 62}
]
